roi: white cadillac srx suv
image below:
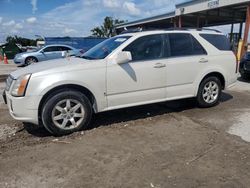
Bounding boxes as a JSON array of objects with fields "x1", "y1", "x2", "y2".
[{"x1": 3, "y1": 29, "x2": 238, "y2": 135}]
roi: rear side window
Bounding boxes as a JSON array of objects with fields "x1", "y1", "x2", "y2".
[
  {"x1": 60, "y1": 46, "x2": 72, "y2": 51},
  {"x1": 200, "y1": 34, "x2": 231, "y2": 51},
  {"x1": 192, "y1": 36, "x2": 207, "y2": 55},
  {"x1": 168, "y1": 33, "x2": 206, "y2": 57}
]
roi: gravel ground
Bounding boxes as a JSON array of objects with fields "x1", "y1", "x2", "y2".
[{"x1": 0, "y1": 79, "x2": 250, "y2": 188}]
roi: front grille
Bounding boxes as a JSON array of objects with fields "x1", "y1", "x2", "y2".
[{"x1": 5, "y1": 75, "x2": 14, "y2": 91}]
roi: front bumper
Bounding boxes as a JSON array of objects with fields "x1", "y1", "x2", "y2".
[
  {"x1": 14, "y1": 56, "x2": 25, "y2": 65},
  {"x1": 2, "y1": 90, "x2": 7, "y2": 104},
  {"x1": 3, "y1": 91, "x2": 40, "y2": 125}
]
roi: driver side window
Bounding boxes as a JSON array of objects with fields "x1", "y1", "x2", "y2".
[{"x1": 123, "y1": 34, "x2": 164, "y2": 61}]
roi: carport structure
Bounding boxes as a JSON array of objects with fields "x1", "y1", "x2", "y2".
[{"x1": 115, "y1": 0, "x2": 250, "y2": 57}]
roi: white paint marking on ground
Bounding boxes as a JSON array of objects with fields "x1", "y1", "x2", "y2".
[{"x1": 228, "y1": 111, "x2": 250, "y2": 143}]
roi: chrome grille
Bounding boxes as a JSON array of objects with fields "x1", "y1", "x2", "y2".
[{"x1": 5, "y1": 75, "x2": 14, "y2": 91}]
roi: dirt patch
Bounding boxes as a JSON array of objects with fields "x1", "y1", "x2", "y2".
[{"x1": 0, "y1": 83, "x2": 250, "y2": 187}]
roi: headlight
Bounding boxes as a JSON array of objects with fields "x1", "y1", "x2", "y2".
[
  {"x1": 11, "y1": 74, "x2": 31, "y2": 97},
  {"x1": 5, "y1": 75, "x2": 14, "y2": 91}
]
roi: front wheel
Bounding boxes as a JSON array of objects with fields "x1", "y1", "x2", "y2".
[
  {"x1": 41, "y1": 90, "x2": 92, "y2": 136},
  {"x1": 196, "y1": 76, "x2": 222, "y2": 108},
  {"x1": 25, "y1": 57, "x2": 38, "y2": 65}
]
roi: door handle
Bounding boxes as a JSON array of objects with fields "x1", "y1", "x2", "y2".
[
  {"x1": 199, "y1": 58, "x2": 208, "y2": 63},
  {"x1": 154, "y1": 63, "x2": 166, "y2": 68}
]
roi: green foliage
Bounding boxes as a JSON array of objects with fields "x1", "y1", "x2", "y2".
[
  {"x1": 91, "y1": 16, "x2": 126, "y2": 38},
  {"x1": 5, "y1": 35, "x2": 36, "y2": 46}
]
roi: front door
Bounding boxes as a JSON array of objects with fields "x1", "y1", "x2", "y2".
[
  {"x1": 106, "y1": 34, "x2": 167, "y2": 109},
  {"x1": 40, "y1": 46, "x2": 63, "y2": 61}
]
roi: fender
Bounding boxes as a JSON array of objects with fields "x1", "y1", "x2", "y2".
[
  {"x1": 193, "y1": 65, "x2": 227, "y2": 96},
  {"x1": 26, "y1": 71, "x2": 107, "y2": 112}
]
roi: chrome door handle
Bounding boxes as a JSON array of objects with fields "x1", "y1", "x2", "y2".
[
  {"x1": 154, "y1": 63, "x2": 166, "y2": 68},
  {"x1": 199, "y1": 58, "x2": 208, "y2": 63}
]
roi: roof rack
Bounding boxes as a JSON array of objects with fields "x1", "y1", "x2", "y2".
[
  {"x1": 165, "y1": 27, "x2": 222, "y2": 33},
  {"x1": 120, "y1": 27, "x2": 222, "y2": 34},
  {"x1": 120, "y1": 27, "x2": 142, "y2": 34}
]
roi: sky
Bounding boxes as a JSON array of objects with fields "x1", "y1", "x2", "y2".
[
  {"x1": 0, "y1": 0, "x2": 240, "y2": 43},
  {"x1": 0, "y1": 0, "x2": 195, "y2": 42}
]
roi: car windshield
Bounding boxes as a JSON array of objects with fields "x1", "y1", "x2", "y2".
[{"x1": 81, "y1": 36, "x2": 131, "y2": 60}]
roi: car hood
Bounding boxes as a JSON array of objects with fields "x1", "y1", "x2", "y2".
[{"x1": 10, "y1": 57, "x2": 102, "y2": 79}]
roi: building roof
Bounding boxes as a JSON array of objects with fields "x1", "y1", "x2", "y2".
[
  {"x1": 115, "y1": 0, "x2": 250, "y2": 32},
  {"x1": 116, "y1": 12, "x2": 175, "y2": 29}
]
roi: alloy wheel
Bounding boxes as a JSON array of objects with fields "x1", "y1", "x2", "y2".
[
  {"x1": 51, "y1": 99, "x2": 85, "y2": 130},
  {"x1": 202, "y1": 81, "x2": 219, "y2": 104}
]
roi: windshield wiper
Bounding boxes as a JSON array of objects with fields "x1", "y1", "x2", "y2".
[
  {"x1": 82, "y1": 56, "x2": 99, "y2": 60},
  {"x1": 81, "y1": 56, "x2": 101, "y2": 60}
]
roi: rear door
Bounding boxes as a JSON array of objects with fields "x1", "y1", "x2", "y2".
[
  {"x1": 60, "y1": 46, "x2": 75, "y2": 56},
  {"x1": 164, "y1": 33, "x2": 208, "y2": 99}
]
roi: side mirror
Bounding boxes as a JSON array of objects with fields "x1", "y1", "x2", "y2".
[
  {"x1": 40, "y1": 50, "x2": 44, "y2": 53},
  {"x1": 116, "y1": 51, "x2": 132, "y2": 64}
]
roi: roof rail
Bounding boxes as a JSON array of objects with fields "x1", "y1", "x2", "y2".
[
  {"x1": 191, "y1": 28, "x2": 222, "y2": 33},
  {"x1": 120, "y1": 27, "x2": 161, "y2": 34},
  {"x1": 120, "y1": 27, "x2": 222, "y2": 34},
  {"x1": 165, "y1": 27, "x2": 222, "y2": 33}
]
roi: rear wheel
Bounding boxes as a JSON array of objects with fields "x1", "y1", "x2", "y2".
[
  {"x1": 197, "y1": 76, "x2": 222, "y2": 108},
  {"x1": 25, "y1": 57, "x2": 38, "y2": 65},
  {"x1": 41, "y1": 90, "x2": 92, "y2": 136}
]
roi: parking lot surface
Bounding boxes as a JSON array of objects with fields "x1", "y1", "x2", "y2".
[
  {"x1": 0, "y1": 79, "x2": 250, "y2": 188},
  {"x1": 0, "y1": 60, "x2": 18, "y2": 76}
]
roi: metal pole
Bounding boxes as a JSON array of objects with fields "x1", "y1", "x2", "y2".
[
  {"x1": 241, "y1": 4, "x2": 250, "y2": 58},
  {"x1": 178, "y1": 16, "x2": 182, "y2": 28},
  {"x1": 239, "y1": 22, "x2": 243, "y2": 40},
  {"x1": 174, "y1": 17, "x2": 177, "y2": 28},
  {"x1": 197, "y1": 16, "x2": 200, "y2": 28},
  {"x1": 230, "y1": 23, "x2": 234, "y2": 43}
]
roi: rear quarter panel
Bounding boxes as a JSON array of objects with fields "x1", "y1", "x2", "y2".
[{"x1": 192, "y1": 33, "x2": 237, "y2": 95}]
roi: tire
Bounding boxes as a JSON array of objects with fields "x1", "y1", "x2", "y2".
[
  {"x1": 196, "y1": 76, "x2": 222, "y2": 108},
  {"x1": 241, "y1": 73, "x2": 250, "y2": 80},
  {"x1": 25, "y1": 56, "x2": 38, "y2": 65},
  {"x1": 41, "y1": 90, "x2": 93, "y2": 136}
]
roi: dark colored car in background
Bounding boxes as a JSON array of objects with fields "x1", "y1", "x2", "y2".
[{"x1": 239, "y1": 52, "x2": 250, "y2": 79}]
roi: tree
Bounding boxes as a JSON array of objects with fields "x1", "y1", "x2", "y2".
[
  {"x1": 91, "y1": 16, "x2": 126, "y2": 38},
  {"x1": 5, "y1": 35, "x2": 36, "y2": 46}
]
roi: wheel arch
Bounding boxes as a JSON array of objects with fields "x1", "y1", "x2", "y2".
[
  {"x1": 195, "y1": 71, "x2": 226, "y2": 97},
  {"x1": 200, "y1": 72, "x2": 225, "y2": 89},
  {"x1": 38, "y1": 84, "x2": 97, "y2": 122}
]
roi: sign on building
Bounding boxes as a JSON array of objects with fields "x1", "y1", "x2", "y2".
[{"x1": 208, "y1": 0, "x2": 220, "y2": 9}]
